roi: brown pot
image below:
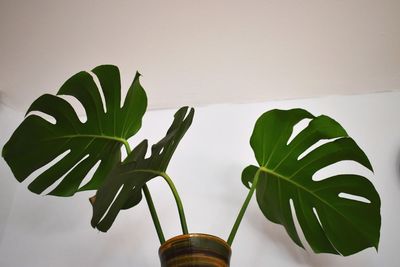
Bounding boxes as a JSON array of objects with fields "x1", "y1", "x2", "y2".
[{"x1": 159, "y1": 233, "x2": 232, "y2": 267}]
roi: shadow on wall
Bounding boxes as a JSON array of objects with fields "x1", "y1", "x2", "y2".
[
  {"x1": 0, "y1": 91, "x2": 4, "y2": 111},
  {"x1": 247, "y1": 209, "x2": 338, "y2": 267},
  {"x1": 397, "y1": 148, "x2": 400, "y2": 184}
]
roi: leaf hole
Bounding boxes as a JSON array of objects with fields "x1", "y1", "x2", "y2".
[
  {"x1": 121, "y1": 146, "x2": 128, "y2": 161},
  {"x1": 88, "y1": 71, "x2": 107, "y2": 114},
  {"x1": 312, "y1": 207, "x2": 342, "y2": 255},
  {"x1": 119, "y1": 69, "x2": 131, "y2": 109},
  {"x1": 40, "y1": 154, "x2": 90, "y2": 195},
  {"x1": 297, "y1": 138, "x2": 340, "y2": 161},
  {"x1": 287, "y1": 118, "x2": 312, "y2": 145},
  {"x1": 338, "y1": 193, "x2": 371, "y2": 204},
  {"x1": 312, "y1": 161, "x2": 371, "y2": 181},
  {"x1": 289, "y1": 199, "x2": 309, "y2": 250},
  {"x1": 21, "y1": 149, "x2": 71, "y2": 186},
  {"x1": 78, "y1": 159, "x2": 101, "y2": 189},
  {"x1": 98, "y1": 185, "x2": 124, "y2": 224},
  {"x1": 27, "y1": 111, "x2": 56, "y2": 125},
  {"x1": 145, "y1": 145, "x2": 153, "y2": 159},
  {"x1": 312, "y1": 207, "x2": 323, "y2": 226},
  {"x1": 58, "y1": 95, "x2": 87, "y2": 123}
]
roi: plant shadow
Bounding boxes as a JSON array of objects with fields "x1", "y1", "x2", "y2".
[
  {"x1": 246, "y1": 203, "x2": 340, "y2": 266},
  {"x1": 396, "y1": 148, "x2": 400, "y2": 184}
]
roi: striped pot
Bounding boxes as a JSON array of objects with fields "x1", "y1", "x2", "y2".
[{"x1": 159, "y1": 233, "x2": 232, "y2": 267}]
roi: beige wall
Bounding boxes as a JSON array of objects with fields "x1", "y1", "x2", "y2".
[{"x1": 0, "y1": 0, "x2": 399, "y2": 112}]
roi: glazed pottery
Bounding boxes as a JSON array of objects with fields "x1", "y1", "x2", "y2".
[{"x1": 159, "y1": 233, "x2": 231, "y2": 267}]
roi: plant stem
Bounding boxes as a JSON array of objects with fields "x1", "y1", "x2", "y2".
[
  {"x1": 227, "y1": 168, "x2": 261, "y2": 246},
  {"x1": 123, "y1": 142, "x2": 132, "y2": 154},
  {"x1": 143, "y1": 184, "x2": 165, "y2": 244},
  {"x1": 123, "y1": 142, "x2": 166, "y2": 244},
  {"x1": 160, "y1": 172, "x2": 189, "y2": 234}
]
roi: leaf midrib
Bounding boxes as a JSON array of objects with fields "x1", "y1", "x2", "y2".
[
  {"x1": 259, "y1": 166, "x2": 372, "y2": 246},
  {"x1": 45, "y1": 134, "x2": 129, "y2": 147}
]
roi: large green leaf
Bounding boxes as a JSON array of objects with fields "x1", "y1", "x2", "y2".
[
  {"x1": 243, "y1": 109, "x2": 380, "y2": 256},
  {"x1": 91, "y1": 107, "x2": 194, "y2": 232},
  {"x1": 2, "y1": 65, "x2": 147, "y2": 196}
]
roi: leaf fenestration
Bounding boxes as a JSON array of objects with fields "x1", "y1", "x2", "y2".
[
  {"x1": 2, "y1": 65, "x2": 146, "y2": 196},
  {"x1": 246, "y1": 109, "x2": 380, "y2": 256},
  {"x1": 91, "y1": 107, "x2": 194, "y2": 232}
]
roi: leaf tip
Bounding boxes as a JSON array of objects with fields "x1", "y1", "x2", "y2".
[{"x1": 133, "y1": 71, "x2": 142, "y2": 83}]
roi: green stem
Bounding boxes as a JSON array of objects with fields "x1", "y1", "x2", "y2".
[
  {"x1": 123, "y1": 142, "x2": 165, "y2": 244},
  {"x1": 123, "y1": 142, "x2": 132, "y2": 154},
  {"x1": 227, "y1": 168, "x2": 261, "y2": 246},
  {"x1": 160, "y1": 172, "x2": 189, "y2": 234},
  {"x1": 143, "y1": 184, "x2": 165, "y2": 244}
]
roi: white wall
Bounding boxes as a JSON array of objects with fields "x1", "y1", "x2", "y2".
[{"x1": 0, "y1": 91, "x2": 399, "y2": 266}]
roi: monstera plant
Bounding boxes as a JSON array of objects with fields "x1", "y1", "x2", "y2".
[{"x1": 2, "y1": 65, "x2": 380, "y2": 266}]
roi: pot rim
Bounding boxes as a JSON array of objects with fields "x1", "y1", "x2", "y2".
[{"x1": 159, "y1": 233, "x2": 232, "y2": 254}]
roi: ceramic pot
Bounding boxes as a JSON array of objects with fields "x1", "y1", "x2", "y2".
[{"x1": 159, "y1": 233, "x2": 231, "y2": 267}]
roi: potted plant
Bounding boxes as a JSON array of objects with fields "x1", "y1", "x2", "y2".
[{"x1": 2, "y1": 65, "x2": 380, "y2": 266}]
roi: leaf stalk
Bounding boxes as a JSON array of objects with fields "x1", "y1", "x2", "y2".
[
  {"x1": 227, "y1": 168, "x2": 261, "y2": 246},
  {"x1": 124, "y1": 142, "x2": 166, "y2": 244},
  {"x1": 143, "y1": 184, "x2": 165, "y2": 244},
  {"x1": 160, "y1": 172, "x2": 189, "y2": 234}
]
